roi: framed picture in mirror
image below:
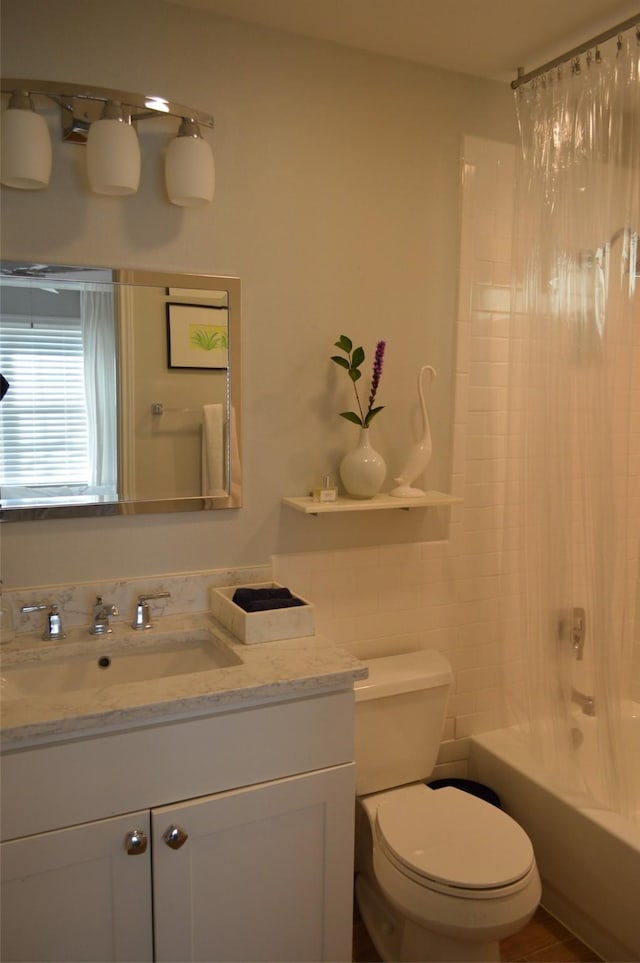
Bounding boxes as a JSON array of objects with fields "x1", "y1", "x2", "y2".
[{"x1": 166, "y1": 302, "x2": 229, "y2": 369}]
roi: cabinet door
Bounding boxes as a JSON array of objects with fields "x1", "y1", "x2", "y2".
[
  {"x1": 152, "y1": 762, "x2": 355, "y2": 963},
  {"x1": 1, "y1": 810, "x2": 153, "y2": 963}
]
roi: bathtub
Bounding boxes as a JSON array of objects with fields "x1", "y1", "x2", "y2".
[{"x1": 468, "y1": 714, "x2": 640, "y2": 962}]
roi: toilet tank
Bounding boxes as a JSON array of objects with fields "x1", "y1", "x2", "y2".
[{"x1": 354, "y1": 649, "x2": 453, "y2": 796}]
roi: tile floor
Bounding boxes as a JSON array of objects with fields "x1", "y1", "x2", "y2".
[
  {"x1": 499, "y1": 908, "x2": 602, "y2": 963},
  {"x1": 352, "y1": 905, "x2": 602, "y2": 963}
]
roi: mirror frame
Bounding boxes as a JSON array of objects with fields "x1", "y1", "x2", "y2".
[{"x1": 0, "y1": 264, "x2": 242, "y2": 521}]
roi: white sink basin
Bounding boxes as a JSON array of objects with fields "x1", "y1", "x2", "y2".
[{"x1": 1, "y1": 631, "x2": 241, "y2": 701}]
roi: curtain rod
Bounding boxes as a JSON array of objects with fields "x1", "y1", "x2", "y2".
[{"x1": 511, "y1": 12, "x2": 640, "y2": 89}]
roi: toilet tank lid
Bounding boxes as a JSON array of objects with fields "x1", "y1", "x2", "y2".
[{"x1": 355, "y1": 649, "x2": 453, "y2": 702}]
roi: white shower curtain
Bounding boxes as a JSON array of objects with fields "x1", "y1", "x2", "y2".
[{"x1": 506, "y1": 28, "x2": 639, "y2": 819}]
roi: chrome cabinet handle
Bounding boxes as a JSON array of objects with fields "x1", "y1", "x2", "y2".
[
  {"x1": 125, "y1": 829, "x2": 148, "y2": 855},
  {"x1": 163, "y1": 824, "x2": 189, "y2": 850}
]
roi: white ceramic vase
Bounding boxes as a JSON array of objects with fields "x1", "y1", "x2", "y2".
[
  {"x1": 390, "y1": 364, "x2": 436, "y2": 498},
  {"x1": 340, "y1": 428, "x2": 386, "y2": 499}
]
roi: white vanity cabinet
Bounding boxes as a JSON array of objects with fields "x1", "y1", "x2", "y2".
[
  {"x1": 1, "y1": 810, "x2": 154, "y2": 962},
  {"x1": 153, "y1": 764, "x2": 353, "y2": 962},
  {"x1": 1, "y1": 689, "x2": 356, "y2": 963}
]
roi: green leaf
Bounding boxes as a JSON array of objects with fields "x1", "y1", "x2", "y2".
[
  {"x1": 331, "y1": 355, "x2": 350, "y2": 369},
  {"x1": 348, "y1": 369, "x2": 362, "y2": 382},
  {"x1": 352, "y1": 346, "x2": 365, "y2": 368},
  {"x1": 340, "y1": 411, "x2": 365, "y2": 426},
  {"x1": 335, "y1": 335, "x2": 352, "y2": 352},
  {"x1": 364, "y1": 406, "x2": 384, "y2": 427}
]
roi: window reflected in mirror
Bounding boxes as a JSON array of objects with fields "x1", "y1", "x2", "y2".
[{"x1": 1, "y1": 270, "x2": 118, "y2": 508}]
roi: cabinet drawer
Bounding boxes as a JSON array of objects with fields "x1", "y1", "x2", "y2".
[{"x1": 1, "y1": 690, "x2": 354, "y2": 840}]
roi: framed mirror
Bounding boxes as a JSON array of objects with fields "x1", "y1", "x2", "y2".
[{"x1": 0, "y1": 263, "x2": 241, "y2": 520}]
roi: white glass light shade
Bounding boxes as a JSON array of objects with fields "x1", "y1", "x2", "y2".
[
  {"x1": 86, "y1": 118, "x2": 141, "y2": 195},
  {"x1": 165, "y1": 135, "x2": 214, "y2": 207},
  {"x1": 0, "y1": 107, "x2": 52, "y2": 189}
]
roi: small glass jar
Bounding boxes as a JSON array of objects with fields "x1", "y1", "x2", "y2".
[{"x1": 312, "y1": 474, "x2": 338, "y2": 503}]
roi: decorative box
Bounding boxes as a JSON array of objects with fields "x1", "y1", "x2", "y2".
[{"x1": 210, "y1": 582, "x2": 315, "y2": 644}]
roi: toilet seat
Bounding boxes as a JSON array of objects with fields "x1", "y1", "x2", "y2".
[{"x1": 374, "y1": 785, "x2": 535, "y2": 898}]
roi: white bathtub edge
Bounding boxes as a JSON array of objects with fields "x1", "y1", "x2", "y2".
[{"x1": 468, "y1": 727, "x2": 640, "y2": 963}]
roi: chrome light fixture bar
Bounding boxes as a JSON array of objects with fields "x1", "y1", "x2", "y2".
[{"x1": 1, "y1": 78, "x2": 215, "y2": 206}]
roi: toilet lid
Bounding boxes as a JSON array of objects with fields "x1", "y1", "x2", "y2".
[{"x1": 375, "y1": 786, "x2": 535, "y2": 891}]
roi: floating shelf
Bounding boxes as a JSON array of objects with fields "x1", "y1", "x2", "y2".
[{"x1": 282, "y1": 491, "x2": 462, "y2": 516}]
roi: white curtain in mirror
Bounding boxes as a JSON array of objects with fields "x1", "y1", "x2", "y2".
[{"x1": 81, "y1": 283, "x2": 117, "y2": 500}]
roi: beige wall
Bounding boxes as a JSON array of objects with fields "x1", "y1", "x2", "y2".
[{"x1": 0, "y1": 0, "x2": 516, "y2": 588}]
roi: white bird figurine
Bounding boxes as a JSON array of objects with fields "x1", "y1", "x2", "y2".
[{"x1": 390, "y1": 365, "x2": 436, "y2": 498}]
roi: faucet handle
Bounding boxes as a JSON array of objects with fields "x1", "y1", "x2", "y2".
[
  {"x1": 131, "y1": 592, "x2": 170, "y2": 631},
  {"x1": 46, "y1": 604, "x2": 67, "y2": 641},
  {"x1": 21, "y1": 602, "x2": 67, "y2": 641},
  {"x1": 20, "y1": 602, "x2": 48, "y2": 614}
]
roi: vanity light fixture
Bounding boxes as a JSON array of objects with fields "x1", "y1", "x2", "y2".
[{"x1": 0, "y1": 78, "x2": 215, "y2": 207}]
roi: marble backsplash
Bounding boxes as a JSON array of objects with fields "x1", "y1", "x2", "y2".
[{"x1": 1, "y1": 564, "x2": 272, "y2": 643}]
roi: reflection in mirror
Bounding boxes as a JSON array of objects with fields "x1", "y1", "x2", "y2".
[{"x1": 0, "y1": 264, "x2": 241, "y2": 520}]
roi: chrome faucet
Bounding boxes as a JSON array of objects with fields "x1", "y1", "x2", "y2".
[
  {"x1": 131, "y1": 592, "x2": 170, "y2": 630},
  {"x1": 571, "y1": 687, "x2": 596, "y2": 716},
  {"x1": 89, "y1": 595, "x2": 119, "y2": 635},
  {"x1": 21, "y1": 602, "x2": 67, "y2": 641}
]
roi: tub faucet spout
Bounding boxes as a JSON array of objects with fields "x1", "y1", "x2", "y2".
[{"x1": 571, "y1": 687, "x2": 595, "y2": 716}]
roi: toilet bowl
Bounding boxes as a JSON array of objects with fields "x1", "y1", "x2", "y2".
[
  {"x1": 353, "y1": 650, "x2": 541, "y2": 962},
  {"x1": 357, "y1": 783, "x2": 541, "y2": 961}
]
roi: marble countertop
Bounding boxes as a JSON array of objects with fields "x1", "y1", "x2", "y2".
[{"x1": 0, "y1": 613, "x2": 367, "y2": 750}]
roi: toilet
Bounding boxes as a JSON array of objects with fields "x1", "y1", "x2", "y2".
[{"x1": 353, "y1": 649, "x2": 541, "y2": 963}]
